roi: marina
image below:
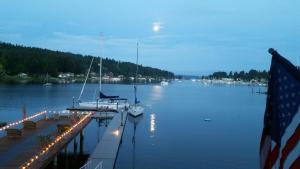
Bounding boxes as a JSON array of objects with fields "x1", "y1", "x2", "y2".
[
  {"x1": 0, "y1": 86, "x2": 131, "y2": 169},
  {"x1": 1, "y1": 1, "x2": 299, "y2": 168},
  {"x1": 0, "y1": 82, "x2": 266, "y2": 169}
]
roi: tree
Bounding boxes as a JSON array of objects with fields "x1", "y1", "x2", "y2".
[
  {"x1": 212, "y1": 71, "x2": 227, "y2": 79},
  {"x1": 0, "y1": 63, "x2": 5, "y2": 77}
]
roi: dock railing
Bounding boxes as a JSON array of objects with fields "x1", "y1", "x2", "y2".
[
  {"x1": 95, "y1": 161, "x2": 103, "y2": 169},
  {"x1": 79, "y1": 160, "x2": 91, "y2": 169},
  {"x1": 80, "y1": 160, "x2": 103, "y2": 169}
]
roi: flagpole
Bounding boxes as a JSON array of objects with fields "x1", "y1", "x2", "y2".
[{"x1": 268, "y1": 48, "x2": 276, "y2": 55}]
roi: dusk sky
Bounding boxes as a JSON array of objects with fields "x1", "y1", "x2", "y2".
[{"x1": 1, "y1": 0, "x2": 299, "y2": 75}]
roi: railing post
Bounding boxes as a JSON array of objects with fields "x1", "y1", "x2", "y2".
[
  {"x1": 121, "y1": 110, "x2": 124, "y2": 126},
  {"x1": 96, "y1": 99, "x2": 99, "y2": 110}
]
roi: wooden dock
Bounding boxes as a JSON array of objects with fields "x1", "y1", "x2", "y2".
[
  {"x1": 0, "y1": 118, "x2": 69, "y2": 169},
  {"x1": 0, "y1": 112, "x2": 98, "y2": 169},
  {"x1": 87, "y1": 111, "x2": 127, "y2": 169}
]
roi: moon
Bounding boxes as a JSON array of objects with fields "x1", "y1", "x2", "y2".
[{"x1": 152, "y1": 22, "x2": 161, "y2": 32}]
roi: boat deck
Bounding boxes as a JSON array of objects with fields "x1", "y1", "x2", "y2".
[{"x1": 67, "y1": 107, "x2": 118, "y2": 112}]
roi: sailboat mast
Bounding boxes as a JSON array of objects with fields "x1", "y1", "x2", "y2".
[
  {"x1": 99, "y1": 33, "x2": 104, "y2": 94},
  {"x1": 135, "y1": 42, "x2": 139, "y2": 85},
  {"x1": 134, "y1": 42, "x2": 139, "y2": 105},
  {"x1": 99, "y1": 57, "x2": 102, "y2": 93}
]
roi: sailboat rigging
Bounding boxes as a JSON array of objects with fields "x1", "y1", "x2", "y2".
[
  {"x1": 128, "y1": 42, "x2": 144, "y2": 117},
  {"x1": 78, "y1": 57, "x2": 128, "y2": 110},
  {"x1": 44, "y1": 55, "x2": 52, "y2": 86}
]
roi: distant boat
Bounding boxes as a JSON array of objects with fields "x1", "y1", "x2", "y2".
[
  {"x1": 43, "y1": 73, "x2": 52, "y2": 86},
  {"x1": 160, "y1": 81, "x2": 169, "y2": 86},
  {"x1": 129, "y1": 43, "x2": 144, "y2": 117},
  {"x1": 204, "y1": 118, "x2": 211, "y2": 122}
]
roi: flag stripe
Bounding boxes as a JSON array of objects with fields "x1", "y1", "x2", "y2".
[
  {"x1": 280, "y1": 109, "x2": 300, "y2": 148},
  {"x1": 264, "y1": 144, "x2": 279, "y2": 169},
  {"x1": 284, "y1": 138, "x2": 300, "y2": 169},
  {"x1": 260, "y1": 136, "x2": 271, "y2": 169},
  {"x1": 279, "y1": 124, "x2": 300, "y2": 169},
  {"x1": 290, "y1": 155, "x2": 300, "y2": 169},
  {"x1": 260, "y1": 129, "x2": 268, "y2": 151}
]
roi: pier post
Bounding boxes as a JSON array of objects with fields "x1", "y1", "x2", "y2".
[
  {"x1": 53, "y1": 155, "x2": 58, "y2": 168},
  {"x1": 121, "y1": 110, "x2": 124, "y2": 126},
  {"x1": 80, "y1": 131, "x2": 84, "y2": 155},
  {"x1": 97, "y1": 119, "x2": 101, "y2": 142},
  {"x1": 72, "y1": 97, "x2": 75, "y2": 108},
  {"x1": 73, "y1": 138, "x2": 78, "y2": 156},
  {"x1": 96, "y1": 98, "x2": 99, "y2": 110},
  {"x1": 105, "y1": 112, "x2": 108, "y2": 127},
  {"x1": 64, "y1": 147, "x2": 69, "y2": 168}
]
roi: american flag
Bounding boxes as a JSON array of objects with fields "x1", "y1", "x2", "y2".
[{"x1": 260, "y1": 48, "x2": 300, "y2": 169}]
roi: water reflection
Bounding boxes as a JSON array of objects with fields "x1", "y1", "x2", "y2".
[
  {"x1": 150, "y1": 113, "x2": 156, "y2": 137},
  {"x1": 45, "y1": 131, "x2": 87, "y2": 169},
  {"x1": 150, "y1": 85, "x2": 163, "y2": 102},
  {"x1": 128, "y1": 115, "x2": 143, "y2": 169},
  {"x1": 45, "y1": 152, "x2": 89, "y2": 169}
]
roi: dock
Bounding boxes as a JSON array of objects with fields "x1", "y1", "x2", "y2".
[
  {"x1": 0, "y1": 118, "x2": 69, "y2": 168},
  {"x1": 84, "y1": 111, "x2": 128, "y2": 169},
  {"x1": 0, "y1": 109, "x2": 128, "y2": 169},
  {"x1": 0, "y1": 112, "x2": 94, "y2": 169}
]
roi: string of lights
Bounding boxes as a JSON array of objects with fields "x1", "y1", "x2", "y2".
[
  {"x1": 0, "y1": 111, "x2": 46, "y2": 132},
  {"x1": 20, "y1": 112, "x2": 92, "y2": 169}
]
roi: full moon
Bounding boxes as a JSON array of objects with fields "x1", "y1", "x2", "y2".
[{"x1": 152, "y1": 22, "x2": 161, "y2": 32}]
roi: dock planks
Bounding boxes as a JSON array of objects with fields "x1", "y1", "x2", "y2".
[{"x1": 0, "y1": 119, "x2": 69, "y2": 168}]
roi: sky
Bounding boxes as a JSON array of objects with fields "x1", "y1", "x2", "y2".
[{"x1": 0, "y1": 0, "x2": 300, "y2": 75}]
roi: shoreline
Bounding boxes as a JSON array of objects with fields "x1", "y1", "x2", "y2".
[{"x1": 0, "y1": 75, "x2": 170, "y2": 85}]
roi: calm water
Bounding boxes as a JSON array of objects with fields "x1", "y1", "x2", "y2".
[{"x1": 0, "y1": 81, "x2": 266, "y2": 169}]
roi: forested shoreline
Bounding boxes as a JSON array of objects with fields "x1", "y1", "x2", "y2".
[
  {"x1": 0, "y1": 42, "x2": 174, "y2": 84},
  {"x1": 202, "y1": 70, "x2": 269, "y2": 81}
]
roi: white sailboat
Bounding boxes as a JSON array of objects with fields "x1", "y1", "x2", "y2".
[
  {"x1": 160, "y1": 81, "x2": 169, "y2": 86},
  {"x1": 43, "y1": 73, "x2": 52, "y2": 86},
  {"x1": 129, "y1": 43, "x2": 144, "y2": 117},
  {"x1": 78, "y1": 57, "x2": 129, "y2": 110}
]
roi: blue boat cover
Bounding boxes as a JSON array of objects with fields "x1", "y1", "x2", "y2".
[{"x1": 100, "y1": 92, "x2": 119, "y2": 99}]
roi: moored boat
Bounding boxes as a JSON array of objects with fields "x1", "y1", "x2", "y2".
[{"x1": 129, "y1": 43, "x2": 144, "y2": 117}]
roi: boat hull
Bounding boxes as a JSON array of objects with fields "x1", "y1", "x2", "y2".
[
  {"x1": 128, "y1": 106, "x2": 144, "y2": 117},
  {"x1": 79, "y1": 101, "x2": 129, "y2": 110}
]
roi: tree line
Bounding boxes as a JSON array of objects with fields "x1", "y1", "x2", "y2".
[
  {"x1": 0, "y1": 42, "x2": 174, "y2": 80},
  {"x1": 203, "y1": 70, "x2": 269, "y2": 81}
]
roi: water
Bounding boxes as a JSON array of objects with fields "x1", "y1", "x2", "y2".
[{"x1": 0, "y1": 81, "x2": 266, "y2": 169}]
